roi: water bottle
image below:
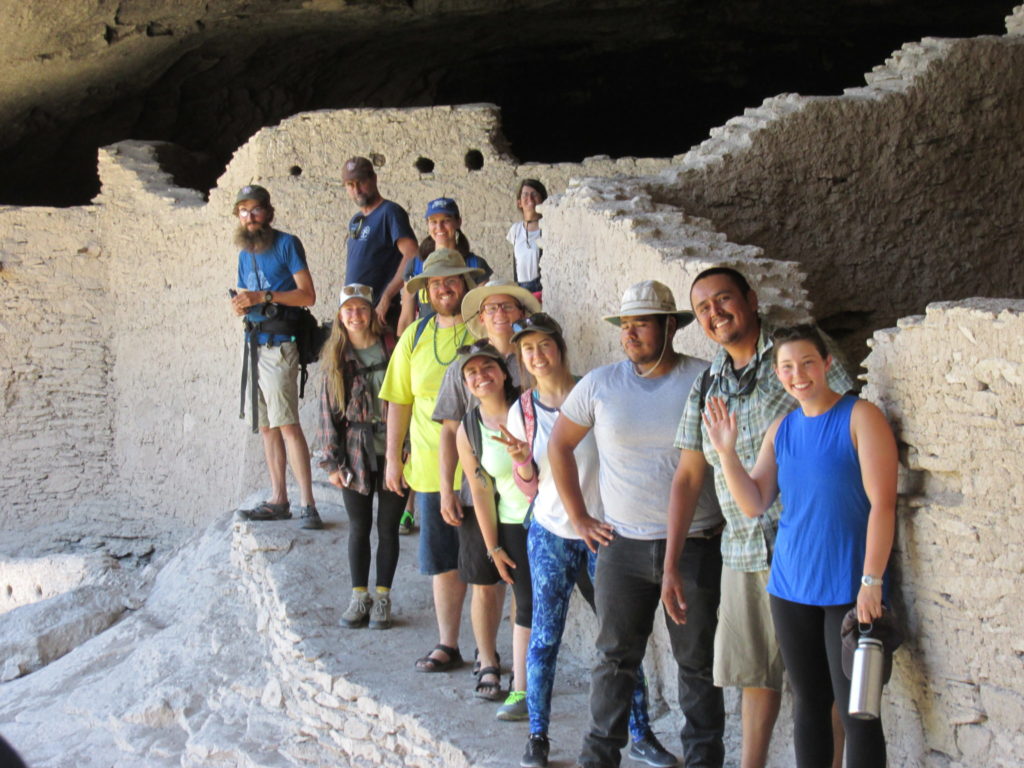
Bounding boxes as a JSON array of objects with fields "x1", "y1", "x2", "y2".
[{"x1": 848, "y1": 635, "x2": 885, "y2": 720}]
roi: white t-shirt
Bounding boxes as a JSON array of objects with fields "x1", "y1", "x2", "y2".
[
  {"x1": 506, "y1": 222, "x2": 541, "y2": 284},
  {"x1": 560, "y1": 357, "x2": 723, "y2": 540},
  {"x1": 507, "y1": 391, "x2": 603, "y2": 540}
]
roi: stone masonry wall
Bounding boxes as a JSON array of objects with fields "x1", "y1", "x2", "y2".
[
  {"x1": 0, "y1": 105, "x2": 677, "y2": 528},
  {"x1": 647, "y1": 32, "x2": 1024, "y2": 365},
  {"x1": 0, "y1": 205, "x2": 113, "y2": 523},
  {"x1": 861, "y1": 299, "x2": 1024, "y2": 767}
]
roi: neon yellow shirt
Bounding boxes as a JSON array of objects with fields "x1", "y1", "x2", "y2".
[{"x1": 380, "y1": 317, "x2": 469, "y2": 492}]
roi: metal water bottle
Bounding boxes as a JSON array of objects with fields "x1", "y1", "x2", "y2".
[{"x1": 848, "y1": 636, "x2": 884, "y2": 720}]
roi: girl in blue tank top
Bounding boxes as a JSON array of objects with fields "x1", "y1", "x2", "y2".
[{"x1": 703, "y1": 324, "x2": 897, "y2": 768}]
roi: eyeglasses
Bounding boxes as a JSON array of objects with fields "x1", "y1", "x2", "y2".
[
  {"x1": 427, "y1": 276, "x2": 465, "y2": 291},
  {"x1": 349, "y1": 214, "x2": 366, "y2": 238},
  {"x1": 512, "y1": 313, "x2": 562, "y2": 336},
  {"x1": 479, "y1": 301, "x2": 521, "y2": 317},
  {"x1": 238, "y1": 206, "x2": 266, "y2": 219}
]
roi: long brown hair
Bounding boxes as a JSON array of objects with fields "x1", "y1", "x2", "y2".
[{"x1": 321, "y1": 302, "x2": 384, "y2": 412}]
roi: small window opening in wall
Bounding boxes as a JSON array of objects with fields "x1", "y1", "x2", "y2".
[
  {"x1": 370, "y1": 153, "x2": 386, "y2": 167},
  {"x1": 414, "y1": 157, "x2": 435, "y2": 174},
  {"x1": 289, "y1": 165, "x2": 302, "y2": 177},
  {"x1": 464, "y1": 150, "x2": 484, "y2": 171}
]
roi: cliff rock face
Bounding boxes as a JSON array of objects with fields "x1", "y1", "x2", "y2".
[
  {"x1": 0, "y1": 0, "x2": 1014, "y2": 204},
  {"x1": 2, "y1": 6, "x2": 1024, "y2": 768}
]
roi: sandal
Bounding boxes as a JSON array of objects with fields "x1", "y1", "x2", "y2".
[
  {"x1": 415, "y1": 644, "x2": 463, "y2": 673},
  {"x1": 236, "y1": 501, "x2": 291, "y2": 521},
  {"x1": 472, "y1": 649, "x2": 500, "y2": 676},
  {"x1": 475, "y1": 666, "x2": 503, "y2": 701}
]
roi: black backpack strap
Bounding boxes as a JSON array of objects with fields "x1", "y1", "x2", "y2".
[
  {"x1": 248, "y1": 329, "x2": 260, "y2": 433},
  {"x1": 461, "y1": 405, "x2": 490, "y2": 483},
  {"x1": 697, "y1": 366, "x2": 712, "y2": 412}
]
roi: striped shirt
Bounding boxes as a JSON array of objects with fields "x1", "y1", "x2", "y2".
[{"x1": 674, "y1": 324, "x2": 854, "y2": 572}]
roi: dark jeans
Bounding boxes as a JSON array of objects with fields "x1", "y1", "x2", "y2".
[
  {"x1": 770, "y1": 595, "x2": 887, "y2": 768},
  {"x1": 580, "y1": 534, "x2": 724, "y2": 768},
  {"x1": 340, "y1": 460, "x2": 407, "y2": 589}
]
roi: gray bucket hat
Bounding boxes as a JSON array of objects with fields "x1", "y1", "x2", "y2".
[
  {"x1": 603, "y1": 280, "x2": 695, "y2": 328},
  {"x1": 405, "y1": 249, "x2": 486, "y2": 295}
]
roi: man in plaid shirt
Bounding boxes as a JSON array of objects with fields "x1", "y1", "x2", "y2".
[{"x1": 662, "y1": 267, "x2": 853, "y2": 768}]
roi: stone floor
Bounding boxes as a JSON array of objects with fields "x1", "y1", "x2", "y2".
[{"x1": 0, "y1": 485, "x2": 681, "y2": 767}]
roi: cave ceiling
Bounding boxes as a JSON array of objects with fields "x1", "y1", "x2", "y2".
[{"x1": 0, "y1": 0, "x2": 1012, "y2": 205}]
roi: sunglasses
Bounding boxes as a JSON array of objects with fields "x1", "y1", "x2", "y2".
[
  {"x1": 456, "y1": 339, "x2": 499, "y2": 357},
  {"x1": 512, "y1": 312, "x2": 562, "y2": 336},
  {"x1": 349, "y1": 214, "x2": 366, "y2": 238},
  {"x1": 238, "y1": 206, "x2": 266, "y2": 219}
]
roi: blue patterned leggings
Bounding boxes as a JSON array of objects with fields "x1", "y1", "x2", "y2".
[{"x1": 526, "y1": 522, "x2": 650, "y2": 739}]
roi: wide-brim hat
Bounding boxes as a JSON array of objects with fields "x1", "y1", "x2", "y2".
[
  {"x1": 462, "y1": 278, "x2": 543, "y2": 337},
  {"x1": 405, "y1": 248, "x2": 485, "y2": 295},
  {"x1": 603, "y1": 279, "x2": 695, "y2": 328}
]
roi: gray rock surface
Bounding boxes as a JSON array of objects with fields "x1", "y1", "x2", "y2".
[{"x1": 0, "y1": 491, "x2": 663, "y2": 767}]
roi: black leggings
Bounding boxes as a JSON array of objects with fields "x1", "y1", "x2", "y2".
[
  {"x1": 769, "y1": 595, "x2": 886, "y2": 768},
  {"x1": 500, "y1": 522, "x2": 533, "y2": 627},
  {"x1": 340, "y1": 458, "x2": 407, "y2": 590}
]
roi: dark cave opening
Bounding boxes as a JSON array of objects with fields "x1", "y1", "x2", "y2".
[{"x1": 0, "y1": 1, "x2": 1012, "y2": 207}]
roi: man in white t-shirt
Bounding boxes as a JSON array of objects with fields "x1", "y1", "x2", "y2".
[{"x1": 549, "y1": 280, "x2": 726, "y2": 768}]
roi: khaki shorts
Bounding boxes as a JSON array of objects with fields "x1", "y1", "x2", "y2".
[
  {"x1": 713, "y1": 565, "x2": 784, "y2": 690},
  {"x1": 244, "y1": 341, "x2": 300, "y2": 429}
]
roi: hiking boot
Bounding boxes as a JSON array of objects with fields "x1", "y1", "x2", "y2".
[
  {"x1": 299, "y1": 505, "x2": 323, "y2": 530},
  {"x1": 369, "y1": 594, "x2": 392, "y2": 630},
  {"x1": 340, "y1": 591, "x2": 372, "y2": 628},
  {"x1": 398, "y1": 508, "x2": 415, "y2": 535},
  {"x1": 496, "y1": 690, "x2": 528, "y2": 721},
  {"x1": 521, "y1": 732, "x2": 549, "y2": 768},
  {"x1": 627, "y1": 732, "x2": 677, "y2": 767}
]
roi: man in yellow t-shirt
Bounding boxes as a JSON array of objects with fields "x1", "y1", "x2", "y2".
[{"x1": 380, "y1": 248, "x2": 483, "y2": 672}]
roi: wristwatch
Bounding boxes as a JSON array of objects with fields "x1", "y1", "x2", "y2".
[
  {"x1": 861, "y1": 574, "x2": 883, "y2": 587},
  {"x1": 263, "y1": 290, "x2": 273, "y2": 304}
]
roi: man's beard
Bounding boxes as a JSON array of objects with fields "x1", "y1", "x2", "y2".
[
  {"x1": 234, "y1": 224, "x2": 275, "y2": 252},
  {"x1": 354, "y1": 190, "x2": 381, "y2": 208}
]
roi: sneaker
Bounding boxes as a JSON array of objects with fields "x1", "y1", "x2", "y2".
[
  {"x1": 340, "y1": 591, "x2": 372, "y2": 628},
  {"x1": 521, "y1": 733, "x2": 550, "y2": 768},
  {"x1": 398, "y1": 509, "x2": 415, "y2": 535},
  {"x1": 236, "y1": 501, "x2": 291, "y2": 521},
  {"x1": 496, "y1": 690, "x2": 528, "y2": 721},
  {"x1": 628, "y1": 733, "x2": 677, "y2": 767},
  {"x1": 369, "y1": 594, "x2": 392, "y2": 630},
  {"x1": 299, "y1": 505, "x2": 323, "y2": 530}
]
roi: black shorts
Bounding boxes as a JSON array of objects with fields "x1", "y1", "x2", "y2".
[{"x1": 457, "y1": 509, "x2": 501, "y2": 585}]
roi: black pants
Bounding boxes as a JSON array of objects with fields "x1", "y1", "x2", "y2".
[
  {"x1": 769, "y1": 595, "x2": 887, "y2": 768},
  {"x1": 580, "y1": 534, "x2": 724, "y2": 768},
  {"x1": 340, "y1": 459, "x2": 407, "y2": 589}
]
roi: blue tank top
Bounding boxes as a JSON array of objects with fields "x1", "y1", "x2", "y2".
[{"x1": 768, "y1": 395, "x2": 874, "y2": 606}]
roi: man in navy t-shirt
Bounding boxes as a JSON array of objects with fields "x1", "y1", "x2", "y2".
[
  {"x1": 342, "y1": 156, "x2": 419, "y2": 330},
  {"x1": 230, "y1": 184, "x2": 321, "y2": 530}
]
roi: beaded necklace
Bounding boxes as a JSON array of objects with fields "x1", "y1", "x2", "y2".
[{"x1": 432, "y1": 315, "x2": 468, "y2": 366}]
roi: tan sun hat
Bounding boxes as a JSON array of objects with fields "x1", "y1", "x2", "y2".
[
  {"x1": 462, "y1": 278, "x2": 542, "y2": 337},
  {"x1": 404, "y1": 248, "x2": 486, "y2": 295},
  {"x1": 603, "y1": 279, "x2": 695, "y2": 328}
]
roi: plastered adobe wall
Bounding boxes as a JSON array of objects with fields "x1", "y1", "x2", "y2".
[{"x1": 861, "y1": 299, "x2": 1024, "y2": 767}]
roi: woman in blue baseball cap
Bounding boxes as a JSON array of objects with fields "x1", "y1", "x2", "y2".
[{"x1": 397, "y1": 196, "x2": 492, "y2": 334}]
